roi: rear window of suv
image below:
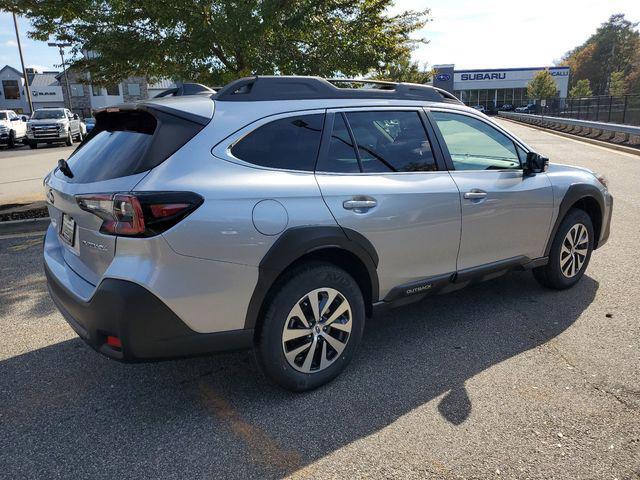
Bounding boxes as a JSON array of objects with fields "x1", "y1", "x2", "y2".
[
  {"x1": 63, "y1": 109, "x2": 203, "y2": 183},
  {"x1": 230, "y1": 114, "x2": 324, "y2": 171}
]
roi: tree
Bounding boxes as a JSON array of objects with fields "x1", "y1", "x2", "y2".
[
  {"x1": 527, "y1": 70, "x2": 557, "y2": 99},
  {"x1": 370, "y1": 55, "x2": 431, "y2": 84},
  {"x1": 562, "y1": 14, "x2": 640, "y2": 95},
  {"x1": 608, "y1": 71, "x2": 626, "y2": 96},
  {"x1": 0, "y1": 1, "x2": 430, "y2": 86},
  {"x1": 569, "y1": 79, "x2": 593, "y2": 98}
]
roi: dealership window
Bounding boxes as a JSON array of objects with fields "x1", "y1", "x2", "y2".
[
  {"x1": 92, "y1": 85, "x2": 102, "y2": 96},
  {"x1": 2, "y1": 80, "x2": 20, "y2": 99},
  {"x1": 127, "y1": 83, "x2": 141, "y2": 96},
  {"x1": 105, "y1": 84, "x2": 120, "y2": 96},
  {"x1": 70, "y1": 84, "x2": 84, "y2": 97}
]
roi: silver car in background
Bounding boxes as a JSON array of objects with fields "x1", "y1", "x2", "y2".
[{"x1": 43, "y1": 77, "x2": 612, "y2": 391}]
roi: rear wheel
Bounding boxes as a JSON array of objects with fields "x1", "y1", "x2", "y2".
[
  {"x1": 533, "y1": 208, "x2": 594, "y2": 289},
  {"x1": 255, "y1": 262, "x2": 365, "y2": 391}
]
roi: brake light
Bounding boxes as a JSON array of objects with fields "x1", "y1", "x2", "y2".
[{"x1": 76, "y1": 192, "x2": 203, "y2": 237}]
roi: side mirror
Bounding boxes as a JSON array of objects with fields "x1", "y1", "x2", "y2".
[
  {"x1": 524, "y1": 152, "x2": 549, "y2": 175},
  {"x1": 73, "y1": 113, "x2": 79, "y2": 120},
  {"x1": 21, "y1": 116, "x2": 27, "y2": 122}
]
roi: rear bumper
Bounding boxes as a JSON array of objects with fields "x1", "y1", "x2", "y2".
[{"x1": 44, "y1": 260, "x2": 254, "y2": 362}]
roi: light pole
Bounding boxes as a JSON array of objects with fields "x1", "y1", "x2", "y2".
[
  {"x1": 48, "y1": 42, "x2": 72, "y2": 110},
  {"x1": 12, "y1": 13, "x2": 33, "y2": 114}
]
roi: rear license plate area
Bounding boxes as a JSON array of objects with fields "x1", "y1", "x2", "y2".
[{"x1": 60, "y1": 213, "x2": 76, "y2": 247}]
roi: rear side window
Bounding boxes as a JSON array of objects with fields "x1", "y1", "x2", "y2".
[
  {"x1": 231, "y1": 114, "x2": 324, "y2": 171},
  {"x1": 317, "y1": 111, "x2": 437, "y2": 173},
  {"x1": 64, "y1": 109, "x2": 204, "y2": 183}
]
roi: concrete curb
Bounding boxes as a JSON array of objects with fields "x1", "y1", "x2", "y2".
[
  {"x1": 0, "y1": 217, "x2": 50, "y2": 236},
  {"x1": 500, "y1": 118, "x2": 640, "y2": 156}
]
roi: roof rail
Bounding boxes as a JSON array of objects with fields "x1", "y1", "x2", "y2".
[{"x1": 213, "y1": 76, "x2": 463, "y2": 104}]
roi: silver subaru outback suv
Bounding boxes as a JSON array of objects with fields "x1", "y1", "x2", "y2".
[{"x1": 44, "y1": 77, "x2": 612, "y2": 391}]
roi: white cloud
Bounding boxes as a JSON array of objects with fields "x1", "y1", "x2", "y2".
[
  {"x1": 4, "y1": 40, "x2": 18, "y2": 48},
  {"x1": 392, "y1": 0, "x2": 640, "y2": 69}
]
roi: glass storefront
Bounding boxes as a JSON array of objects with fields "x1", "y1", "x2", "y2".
[{"x1": 454, "y1": 88, "x2": 535, "y2": 107}]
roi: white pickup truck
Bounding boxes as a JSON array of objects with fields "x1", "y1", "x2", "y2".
[
  {"x1": 0, "y1": 110, "x2": 28, "y2": 148},
  {"x1": 26, "y1": 108, "x2": 83, "y2": 149}
]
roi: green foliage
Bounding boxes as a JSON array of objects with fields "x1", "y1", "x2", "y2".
[
  {"x1": 562, "y1": 14, "x2": 640, "y2": 96},
  {"x1": 569, "y1": 79, "x2": 593, "y2": 98},
  {"x1": 0, "y1": 0, "x2": 430, "y2": 86},
  {"x1": 527, "y1": 69, "x2": 557, "y2": 99},
  {"x1": 608, "y1": 71, "x2": 626, "y2": 96},
  {"x1": 370, "y1": 55, "x2": 431, "y2": 84}
]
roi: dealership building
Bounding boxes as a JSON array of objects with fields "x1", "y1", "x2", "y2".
[{"x1": 432, "y1": 64, "x2": 570, "y2": 107}]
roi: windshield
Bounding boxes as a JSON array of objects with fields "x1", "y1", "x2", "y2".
[{"x1": 32, "y1": 110, "x2": 65, "y2": 120}]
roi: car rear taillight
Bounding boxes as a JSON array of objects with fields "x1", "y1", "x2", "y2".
[{"x1": 76, "y1": 192, "x2": 203, "y2": 237}]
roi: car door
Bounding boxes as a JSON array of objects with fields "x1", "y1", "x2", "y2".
[
  {"x1": 428, "y1": 109, "x2": 554, "y2": 272},
  {"x1": 315, "y1": 108, "x2": 462, "y2": 299}
]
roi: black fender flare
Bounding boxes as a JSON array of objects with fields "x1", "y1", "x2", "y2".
[
  {"x1": 244, "y1": 226, "x2": 379, "y2": 330},
  {"x1": 545, "y1": 183, "x2": 605, "y2": 256}
]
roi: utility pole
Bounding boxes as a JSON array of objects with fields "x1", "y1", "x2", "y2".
[
  {"x1": 12, "y1": 13, "x2": 33, "y2": 114},
  {"x1": 48, "y1": 42, "x2": 73, "y2": 110}
]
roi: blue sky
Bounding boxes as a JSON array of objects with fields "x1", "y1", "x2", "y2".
[{"x1": 2, "y1": 0, "x2": 640, "y2": 73}]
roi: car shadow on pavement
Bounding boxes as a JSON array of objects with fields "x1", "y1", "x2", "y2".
[{"x1": 0, "y1": 271, "x2": 598, "y2": 479}]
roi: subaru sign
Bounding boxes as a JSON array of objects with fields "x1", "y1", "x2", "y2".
[{"x1": 435, "y1": 73, "x2": 451, "y2": 82}]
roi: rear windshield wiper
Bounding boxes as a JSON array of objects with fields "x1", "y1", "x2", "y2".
[{"x1": 58, "y1": 158, "x2": 74, "y2": 178}]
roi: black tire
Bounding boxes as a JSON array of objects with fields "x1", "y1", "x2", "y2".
[
  {"x1": 65, "y1": 131, "x2": 73, "y2": 146},
  {"x1": 533, "y1": 208, "x2": 594, "y2": 290},
  {"x1": 255, "y1": 262, "x2": 365, "y2": 392},
  {"x1": 29, "y1": 141, "x2": 37, "y2": 149},
  {"x1": 8, "y1": 131, "x2": 15, "y2": 148},
  {"x1": 76, "y1": 130, "x2": 83, "y2": 142}
]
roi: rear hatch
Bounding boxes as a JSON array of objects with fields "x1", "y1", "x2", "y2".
[{"x1": 44, "y1": 102, "x2": 211, "y2": 286}]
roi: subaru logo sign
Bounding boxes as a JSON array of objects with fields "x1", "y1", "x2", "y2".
[{"x1": 435, "y1": 73, "x2": 451, "y2": 82}]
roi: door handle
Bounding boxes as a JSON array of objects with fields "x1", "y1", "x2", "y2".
[
  {"x1": 343, "y1": 197, "x2": 377, "y2": 213},
  {"x1": 463, "y1": 190, "x2": 487, "y2": 200}
]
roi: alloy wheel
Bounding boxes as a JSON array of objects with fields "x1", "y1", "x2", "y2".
[
  {"x1": 560, "y1": 223, "x2": 589, "y2": 278},
  {"x1": 281, "y1": 287, "x2": 352, "y2": 373}
]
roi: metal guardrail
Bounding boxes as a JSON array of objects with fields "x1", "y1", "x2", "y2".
[{"x1": 498, "y1": 111, "x2": 640, "y2": 142}]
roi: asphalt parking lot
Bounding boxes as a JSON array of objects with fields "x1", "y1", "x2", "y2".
[
  {"x1": 0, "y1": 143, "x2": 74, "y2": 205},
  {"x1": 0, "y1": 120, "x2": 638, "y2": 479}
]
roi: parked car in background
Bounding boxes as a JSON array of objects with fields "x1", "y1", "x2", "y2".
[
  {"x1": 499, "y1": 104, "x2": 515, "y2": 112},
  {"x1": 515, "y1": 104, "x2": 536, "y2": 114},
  {"x1": 84, "y1": 117, "x2": 96, "y2": 133},
  {"x1": 471, "y1": 104, "x2": 486, "y2": 113},
  {"x1": 0, "y1": 110, "x2": 28, "y2": 148},
  {"x1": 43, "y1": 76, "x2": 612, "y2": 391},
  {"x1": 26, "y1": 108, "x2": 84, "y2": 149}
]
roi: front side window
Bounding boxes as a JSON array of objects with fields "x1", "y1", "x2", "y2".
[
  {"x1": 2, "y1": 80, "x2": 20, "y2": 100},
  {"x1": 432, "y1": 111, "x2": 521, "y2": 170},
  {"x1": 230, "y1": 114, "x2": 324, "y2": 171}
]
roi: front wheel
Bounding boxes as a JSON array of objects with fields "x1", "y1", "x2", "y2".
[
  {"x1": 255, "y1": 262, "x2": 365, "y2": 391},
  {"x1": 65, "y1": 131, "x2": 73, "y2": 146},
  {"x1": 8, "y1": 131, "x2": 15, "y2": 148},
  {"x1": 533, "y1": 208, "x2": 594, "y2": 289}
]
